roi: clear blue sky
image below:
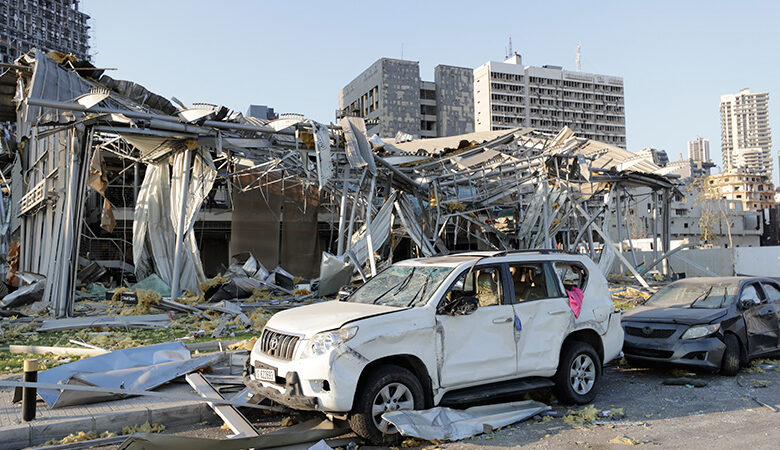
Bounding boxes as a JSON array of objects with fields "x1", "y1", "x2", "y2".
[{"x1": 82, "y1": 0, "x2": 779, "y2": 183}]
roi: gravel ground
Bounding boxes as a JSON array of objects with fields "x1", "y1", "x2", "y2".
[{"x1": 105, "y1": 360, "x2": 780, "y2": 449}]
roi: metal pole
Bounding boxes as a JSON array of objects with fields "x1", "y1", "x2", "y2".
[
  {"x1": 615, "y1": 184, "x2": 623, "y2": 272},
  {"x1": 133, "y1": 161, "x2": 140, "y2": 204},
  {"x1": 346, "y1": 170, "x2": 367, "y2": 249},
  {"x1": 170, "y1": 149, "x2": 194, "y2": 299},
  {"x1": 662, "y1": 188, "x2": 672, "y2": 277},
  {"x1": 22, "y1": 359, "x2": 37, "y2": 421},
  {"x1": 651, "y1": 189, "x2": 658, "y2": 263},
  {"x1": 365, "y1": 175, "x2": 377, "y2": 276},
  {"x1": 542, "y1": 181, "x2": 551, "y2": 248},
  {"x1": 336, "y1": 168, "x2": 350, "y2": 256}
]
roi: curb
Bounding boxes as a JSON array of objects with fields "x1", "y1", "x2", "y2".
[{"x1": 3, "y1": 401, "x2": 216, "y2": 449}]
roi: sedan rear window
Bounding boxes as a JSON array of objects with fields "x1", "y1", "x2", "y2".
[
  {"x1": 645, "y1": 281, "x2": 740, "y2": 309},
  {"x1": 347, "y1": 265, "x2": 453, "y2": 307}
]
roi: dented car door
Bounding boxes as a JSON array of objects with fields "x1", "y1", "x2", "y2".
[
  {"x1": 436, "y1": 266, "x2": 517, "y2": 387},
  {"x1": 509, "y1": 262, "x2": 572, "y2": 375},
  {"x1": 742, "y1": 282, "x2": 779, "y2": 355}
]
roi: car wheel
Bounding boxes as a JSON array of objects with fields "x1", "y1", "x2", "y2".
[
  {"x1": 720, "y1": 333, "x2": 741, "y2": 376},
  {"x1": 348, "y1": 365, "x2": 424, "y2": 445},
  {"x1": 554, "y1": 341, "x2": 602, "y2": 404}
]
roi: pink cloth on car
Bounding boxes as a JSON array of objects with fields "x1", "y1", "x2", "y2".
[{"x1": 567, "y1": 287, "x2": 583, "y2": 318}]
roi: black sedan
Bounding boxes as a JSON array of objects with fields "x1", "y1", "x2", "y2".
[{"x1": 621, "y1": 277, "x2": 780, "y2": 375}]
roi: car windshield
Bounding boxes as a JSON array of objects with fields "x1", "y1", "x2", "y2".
[
  {"x1": 347, "y1": 265, "x2": 453, "y2": 308},
  {"x1": 644, "y1": 281, "x2": 740, "y2": 309}
]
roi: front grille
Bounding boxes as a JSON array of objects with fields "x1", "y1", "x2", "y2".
[
  {"x1": 260, "y1": 328, "x2": 300, "y2": 360},
  {"x1": 624, "y1": 326, "x2": 675, "y2": 339},
  {"x1": 624, "y1": 347, "x2": 674, "y2": 359}
]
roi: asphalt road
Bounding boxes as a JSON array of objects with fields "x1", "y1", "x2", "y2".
[{"x1": 140, "y1": 359, "x2": 780, "y2": 449}]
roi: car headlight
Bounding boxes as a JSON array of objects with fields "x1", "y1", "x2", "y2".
[
  {"x1": 681, "y1": 324, "x2": 720, "y2": 340},
  {"x1": 301, "y1": 326, "x2": 358, "y2": 358}
]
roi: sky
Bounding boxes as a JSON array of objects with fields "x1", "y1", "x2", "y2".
[{"x1": 82, "y1": 0, "x2": 780, "y2": 184}]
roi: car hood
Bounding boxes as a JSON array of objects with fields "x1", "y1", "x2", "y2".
[
  {"x1": 264, "y1": 300, "x2": 405, "y2": 337},
  {"x1": 623, "y1": 305, "x2": 729, "y2": 325}
]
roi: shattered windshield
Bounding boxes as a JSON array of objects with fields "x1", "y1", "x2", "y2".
[
  {"x1": 645, "y1": 281, "x2": 740, "y2": 309},
  {"x1": 347, "y1": 265, "x2": 453, "y2": 308}
]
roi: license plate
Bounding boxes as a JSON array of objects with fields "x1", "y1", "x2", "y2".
[{"x1": 258, "y1": 368, "x2": 276, "y2": 382}]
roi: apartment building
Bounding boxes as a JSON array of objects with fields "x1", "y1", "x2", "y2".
[
  {"x1": 337, "y1": 58, "x2": 474, "y2": 139},
  {"x1": 0, "y1": 0, "x2": 90, "y2": 64},
  {"x1": 688, "y1": 136, "x2": 710, "y2": 163},
  {"x1": 720, "y1": 89, "x2": 772, "y2": 177},
  {"x1": 705, "y1": 168, "x2": 775, "y2": 211},
  {"x1": 474, "y1": 54, "x2": 626, "y2": 147}
]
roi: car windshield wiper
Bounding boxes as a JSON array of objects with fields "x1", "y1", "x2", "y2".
[
  {"x1": 689, "y1": 286, "x2": 714, "y2": 308},
  {"x1": 407, "y1": 271, "x2": 433, "y2": 307},
  {"x1": 718, "y1": 287, "x2": 729, "y2": 308},
  {"x1": 372, "y1": 268, "x2": 416, "y2": 305}
]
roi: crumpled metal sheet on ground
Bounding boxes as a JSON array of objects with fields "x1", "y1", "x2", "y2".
[
  {"x1": 36, "y1": 341, "x2": 192, "y2": 407},
  {"x1": 382, "y1": 400, "x2": 550, "y2": 441},
  {"x1": 36, "y1": 313, "x2": 172, "y2": 332},
  {"x1": 117, "y1": 419, "x2": 348, "y2": 450},
  {"x1": 52, "y1": 352, "x2": 224, "y2": 407}
]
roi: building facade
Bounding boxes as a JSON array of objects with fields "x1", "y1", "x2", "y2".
[
  {"x1": 0, "y1": 0, "x2": 90, "y2": 64},
  {"x1": 474, "y1": 54, "x2": 626, "y2": 147},
  {"x1": 720, "y1": 89, "x2": 772, "y2": 177},
  {"x1": 337, "y1": 58, "x2": 474, "y2": 139},
  {"x1": 688, "y1": 136, "x2": 710, "y2": 163},
  {"x1": 705, "y1": 168, "x2": 775, "y2": 211}
]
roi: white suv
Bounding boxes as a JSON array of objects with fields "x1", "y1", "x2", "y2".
[{"x1": 245, "y1": 251, "x2": 623, "y2": 444}]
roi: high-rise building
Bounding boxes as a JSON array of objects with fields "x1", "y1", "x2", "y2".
[
  {"x1": 688, "y1": 137, "x2": 710, "y2": 163},
  {"x1": 337, "y1": 58, "x2": 474, "y2": 139},
  {"x1": 246, "y1": 105, "x2": 277, "y2": 120},
  {"x1": 0, "y1": 0, "x2": 90, "y2": 64},
  {"x1": 473, "y1": 54, "x2": 626, "y2": 147},
  {"x1": 720, "y1": 89, "x2": 772, "y2": 177}
]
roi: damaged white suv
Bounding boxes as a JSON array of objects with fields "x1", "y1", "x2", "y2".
[{"x1": 245, "y1": 250, "x2": 623, "y2": 444}]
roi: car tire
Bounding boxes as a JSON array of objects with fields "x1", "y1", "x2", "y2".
[
  {"x1": 720, "y1": 333, "x2": 741, "y2": 376},
  {"x1": 348, "y1": 365, "x2": 425, "y2": 445},
  {"x1": 554, "y1": 341, "x2": 602, "y2": 404}
]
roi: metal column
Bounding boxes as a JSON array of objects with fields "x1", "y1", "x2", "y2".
[{"x1": 170, "y1": 149, "x2": 194, "y2": 299}]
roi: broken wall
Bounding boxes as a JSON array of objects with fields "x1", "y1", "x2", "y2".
[
  {"x1": 280, "y1": 182, "x2": 321, "y2": 279},
  {"x1": 229, "y1": 172, "x2": 282, "y2": 272}
]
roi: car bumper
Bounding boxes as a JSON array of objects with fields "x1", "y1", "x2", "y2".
[
  {"x1": 243, "y1": 372, "x2": 319, "y2": 411},
  {"x1": 622, "y1": 334, "x2": 726, "y2": 371},
  {"x1": 243, "y1": 344, "x2": 363, "y2": 412}
]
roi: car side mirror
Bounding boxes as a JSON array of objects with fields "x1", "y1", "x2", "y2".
[
  {"x1": 450, "y1": 296, "x2": 479, "y2": 315},
  {"x1": 740, "y1": 297, "x2": 760, "y2": 309},
  {"x1": 438, "y1": 290, "x2": 478, "y2": 316}
]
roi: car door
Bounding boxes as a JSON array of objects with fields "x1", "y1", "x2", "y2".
[
  {"x1": 435, "y1": 265, "x2": 517, "y2": 388},
  {"x1": 759, "y1": 282, "x2": 780, "y2": 349},
  {"x1": 509, "y1": 262, "x2": 572, "y2": 376},
  {"x1": 740, "y1": 282, "x2": 778, "y2": 355}
]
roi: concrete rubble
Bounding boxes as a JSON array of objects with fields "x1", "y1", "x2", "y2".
[{"x1": 0, "y1": 50, "x2": 778, "y2": 448}]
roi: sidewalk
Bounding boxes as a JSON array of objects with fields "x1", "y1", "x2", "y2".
[{"x1": 0, "y1": 382, "x2": 216, "y2": 449}]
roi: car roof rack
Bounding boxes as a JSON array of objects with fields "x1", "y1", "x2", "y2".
[{"x1": 451, "y1": 249, "x2": 572, "y2": 257}]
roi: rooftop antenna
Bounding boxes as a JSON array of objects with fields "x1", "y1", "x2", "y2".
[
  {"x1": 401, "y1": 42, "x2": 404, "y2": 60},
  {"x1": 506, "y1": 36, "x2": 513, "y2": 59},
  {"x1": 576, "y1": 42, "x2": 581, "y2": 72}
]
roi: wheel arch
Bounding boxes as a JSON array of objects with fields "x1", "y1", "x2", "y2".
[
  {"x1": 562, "y1": 328, "x2": 604, "y2": 364},
  {"x1": 354, "y1": 354, "x2": 434, "y2": 409}
]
